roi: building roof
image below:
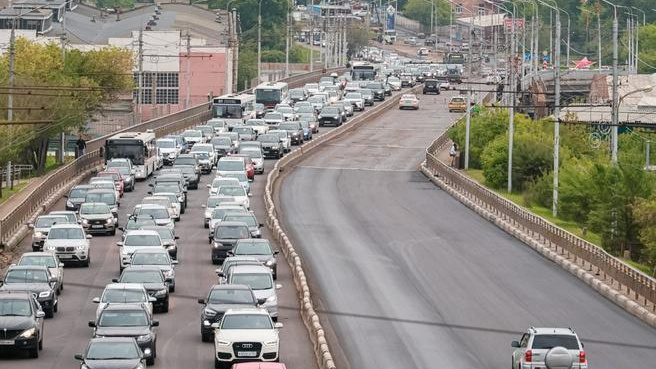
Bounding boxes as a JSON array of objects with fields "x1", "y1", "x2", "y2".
[
  {"x1": 0, "y1": 7, "x2": 52, "y2": 18},
  {"x1": 13, "y1": 0, "x2": 67, "y2": 7},
  {"x1": 456, "y1": 13, "x2": 505, "y2": 28}
]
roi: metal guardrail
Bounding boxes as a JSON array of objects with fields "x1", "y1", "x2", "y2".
[
  {"x1": 0, "y1": 67, "x2": 346, "y2": 249},
  {"x1": 423, "y1": 117, "x2": 656, "y2": 312}
]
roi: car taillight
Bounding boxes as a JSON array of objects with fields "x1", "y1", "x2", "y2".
[
  {"x1": 524, "y1": 350, "x2": 532, "y2": 363},
  {"x1": 579, "y1": 351, "x2": 586, "y2": 363}
]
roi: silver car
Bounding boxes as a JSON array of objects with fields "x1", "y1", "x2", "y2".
[
  {"x1": 92, "y1": 283, "x2": 155, "y2": 320},
  {"x1": 226, "y1": 264, "x2": 281, "y2": 321},
  {"x1": 240, "y1": 149, "x2": 264, "y2": 175},
  {"x1": 511, "y1": 327, "x2": 588, "y2": 369},
  {"x1": 17, "y1": 252, "x2": 64, "y2": 294},
  {"x1": 28, "y1": 215, "x2": 70, "y2": 251}
]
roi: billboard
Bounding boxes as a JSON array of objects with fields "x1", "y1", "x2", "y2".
[{"x1": 386, "y1": 5, "x2": 395, "y2": 30}]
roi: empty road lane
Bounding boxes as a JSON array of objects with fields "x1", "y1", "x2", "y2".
[{"x1": 279, "y1": 92, "x2": 656, "y2": 369}]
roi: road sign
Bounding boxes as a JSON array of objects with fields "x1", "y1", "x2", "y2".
[
  {"x1": 524, "y1": 52, "x2": 531, "y2": 61},
  {"x1": 504, "y1": 18, "x2": 525, "y2": 32}
]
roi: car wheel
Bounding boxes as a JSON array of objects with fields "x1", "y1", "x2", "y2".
[
  {"x1": 162, "y1": 299, "x2": 169, "y2": 313},
  {"x1": 28, "y1": 346, "x2": 39, "y2": 358},
  {"x1": 202, "y1": 332, "x2": 212, "y2": 342},
  {"x1": 53, "y1": 300, "x2": 58, "y2": 313},
  {"x1": 60, "y1": 282, "x2": 63, "y2": 291},
  {"x1": 110, "y1": 228, "x2": 116, "y2": 236},
  {"x1": 169, "y1": 284, "x2": 175, "y2": 293},
  {"x1": 204, "y1": 223, "x2": 209, "y2": 229},
  {"x1": 39, "y1": 336, "x2": 43, "y2": 350},
  {"x1": 44, "y1": 307, "x2": 54, "y2": 319},
  {"x1": 32, "y1": 246, "x2": 40, "y2": 252},
  {"x1": 84, "y1": 257, "x2": 90, "y2": 267},
  {"x1": 214, "y1": 357, "x2": 222, "y2": 369},
  {"x1": 181, "y1": 206, "x2": 186, "y2": 214},
  {"x1": 147, "y1": 355, "x2": 155, "y2": 366}
]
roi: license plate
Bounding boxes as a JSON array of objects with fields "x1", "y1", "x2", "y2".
[
  {"x1": 237, "y1": 351, "x2": 257, "y2": 357},
  {"x1": 0, "y1": 340, "x2": 14, "y2": 345},
  {"x1": 58, "y1": 254, "x2": 72, "y2": 259},
  {"x1": 92, "y1": 225, "x2": 104, "y2": 228}
]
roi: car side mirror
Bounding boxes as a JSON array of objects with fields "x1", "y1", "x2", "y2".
[
  {"x1": 226, "y1": 251, "x2": 234, "y2": 256},
  {"x1": 116, "y1": 241, "x2": 124, "y2": 246},
  {"x1": 147, "y1": 191, "x2": 153, "y2": 195},
  {"x1": 49, "y1": 277, "x2": 58, "y2": 283},
  {"x1": 88, "y1": 321, "x2": 96, "y2": 328},
  {"x1": 211, "y1": 322, "x2": 220, "y2": 329},
  {"x1": 148, "y1": 183, "x2": 154, "y2": 187},
  {"x1": 149, "y1": 297, "x2": 157, "y2": 302},
  {"x1": 172, "y1": 260, "x2": 179, "y2": 265},
  {"x1": 118, "y1": 227, "x2": 125, "y2": 232},
  {"x1": 206, "y1": 184, "x2": 211, "y2": 188},
  {"x1": 86, "y1": 234, "x2": 93, "y2": 239},
  {"x1": 276, "y1": 284, "x2": 282, "y2": 290},
  {"x1": 248, "y1": 193, "x2": 253, "y2": 197},
  {"x1": 198, "y1": 298, "x2": 206, "y2": 304},
  {"x1": 201, "y1": 204, "x2": 206, "y2": 208},
  {"x1": 175, "y1": 236, "x2": 180, "y2": 240},
  {"x1": 256, "y1": 297, "x2": 267, "y2": 305},
  {"x1": 274, "y1": 322, "x2": 284, "y2": 329},
  {"x1": 152, "y1": 320, "x2": 159, "y2": 327},
  {"x1": 217, "y1": 271, "x2": 225, "y2": 278},
  {"x1": 273, "y1": 250, "x2": 279, "y2": 255},
  {"x1": 92, "y1": 297, "x2": 100, "y2": 303},
  {"x1": 112, "y1": 278, "x2": 119, "y2": 283},
  {"x1": 27, "y1": 223, "x2": 34, "y2": 229},
  {"x1": 36, "y1": 310, "x2": 45, "y2": 318},
  {"x1": 59, "y1": 263, "x2": 64, "y2": 268},
  {"x1": 74, "y1": 354, "x2": 84, "y2": 361},
  {"x1": 511, "y1": 341, "x2": 520, "y2": 348},
  {"x1": 143, "y1": 348, "x2": 152, "y2": 358}
]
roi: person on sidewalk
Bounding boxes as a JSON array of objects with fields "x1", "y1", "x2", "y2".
[
  {"x1": 449, "y1": 142, "x2": 458, "y2": 168},
  {"x1": 75, "y1": 135, "x2": 86, "y2": 158}
]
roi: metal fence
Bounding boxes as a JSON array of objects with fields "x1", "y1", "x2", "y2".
[
  {"x1": 424, "y1": 122, "x2": 656, "y2": 311},
  {"x1": 0, "y1": 67, "x2": 346, "y2": 249}
]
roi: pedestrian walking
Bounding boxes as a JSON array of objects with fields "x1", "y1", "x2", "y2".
[
  {"x1": 75, "y1": 135, "x2": 86, "y2": 158},
  {"x1": 449, "y1": 142, "x2": 458, "y2": 167}
]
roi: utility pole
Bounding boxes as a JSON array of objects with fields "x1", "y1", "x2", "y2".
[
  {"x1": 464, "y1": 14, "x2": 473, "y2": 168},
  {"x1": 257, "y1": 0, "x2": 262, "y2": 84},
  {"x1": 59, "y1": 13, "x2": 67, "y2": 163},
  {"x1": 309, "y1": 0, "x2": 314, "y2": 72},
  {"x1": 185, "y1": 31, "x2": 191, "y2": 108},
  {"x1": 508, "y1": 16, "x2": 515, "y2": 193},
  {"x1": 610, "y1": 7, "x2": 619, "y2": 164},
  {"x1": 8, "y1": 23, "x2": 15, "y2": 121},
  {"x1": 552, "y1": 12, "x2": 561, "y2": 216},
  {"x1": 232, "y1": 9, "x2": 239, "y2": 93},
  {"x1": 285, "y1": 1, "x2": 290, "y2": 78},
  {"x1": 597, "y1": 9, "x2": 602, "y2": 70},
  {"x1": 137, "y1": 29, "x2": 144, "y2": 123}
]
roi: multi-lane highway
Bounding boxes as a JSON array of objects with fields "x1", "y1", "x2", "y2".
[
  {"x1": 279, "y1": 91, "x2": 656, "y2": 369},
  {"x1": 0, "y1": 86, "x2": 410, "y2": 369}
]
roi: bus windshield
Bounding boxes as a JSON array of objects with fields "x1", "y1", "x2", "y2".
[
  {"x1": 106, "y1": 142, "x2": 145, "y2": 165},
  {"x1": 255, "y1": 89, "x2": 281, "y2": 103},
  {"x1": 213, "y1": 104, "x2": 243, "y2": 119}
]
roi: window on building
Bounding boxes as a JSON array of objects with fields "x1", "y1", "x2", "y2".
[
  {"x1": 455, "y1": 3, "x2": 463, "y2": 14},
  {"x1": 133, "y1": 72, "x2": 179, "y2": 105},
  {"x1": 478, "y1": 4, "x2": 486, "y2": 15}
]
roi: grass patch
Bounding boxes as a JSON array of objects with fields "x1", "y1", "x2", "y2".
[
  {"x1": 623, "y1": 259, "x2": 652, "y2": 275},
  {"x1": 0, "y1": 181, "x2": 28, "y2": 204}
]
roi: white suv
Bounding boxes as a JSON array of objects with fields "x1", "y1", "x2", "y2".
[
  {"x1": 511, "y1": 327, "x2": 587, "y2": 369},
  {"x1": 212, "y1": 308, "x2": 282, "y2": 369},
  {"x1": 43, "y1": 224, "x2": 92, "y2": 267}
]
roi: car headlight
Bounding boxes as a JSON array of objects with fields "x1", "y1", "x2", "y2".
[
  {"x1": 334, "y1": 116, "x2": 339, "y2": 119},
  {"x1": 106, "y1": 218, "x2": 113, "y2": 224},
  {"x1": 77, "y1": 244, "x2": 87, "y2": 251},
  {"x1": 178, "y1": 196, "x2": 184, "y2": 202},
  {"x1": 212, "y1": 242, "x2": 221, "y2": 248},
  {"x1": 121, "y1": 249, "x2": 129, "y2": 255},
  {"x1": 81, "y1": 219, "x2": 89, "y2": 225},
  {"x1": 38, "y1": 291, "x2": 51, "y2": 298},
  {"x1": 154, "y1": 289, "x2": 167, "y2": 297},
  {"x1": 45, "y1": 245, "x2": 55, "y2": 251},
  {"x1": 317, "y1": 115, "x2": 322, "y2": 119},
  {"x1": 19, "y1": 327, "x2": 37, "y2": 339},
  {"x1": 292, "y1": 132, "x2": 299, "y2": 136},
  {"x1": 136, "y1": 334, "x2": 151, "y2": 342},
  {"x1": 33, "y1": 232, "x2": 44, "y2": 238},
  {"x1": 163, "y1": 270, "x2": 174, "y2": 278},
  {"x1": 266, "y1": 295, "x2": 277, "y2": 303},
  {"x1": 265, "y1": 259, "x2": 275, "y2": 266},
  {"x1": 66, "y1": 200, "x2": 74, "y2": 208},
  {"x1": 203, "y1": 308, "x2": 217, "y2": 317},
  {"x1": 133, "y1": 363, "x2": 145, "y2": 369},
  {"x1": 264, "y1": 339, "x2": 278, "y2": 346},
  {"x1": 216, "y1": 340, "x2": 231, "y2": 346}
]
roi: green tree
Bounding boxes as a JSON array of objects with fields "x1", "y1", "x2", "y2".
[
  {"x1": 633, "y1": 195, "x2": 656, "y2": 270},
  {"x1": 403, "y1": 0, "x2": 450, "y2": 31},
  {"x1": 447, "y1": 108, "x2": 508, "y2": 169},
  {"x1": 638, "y1": 24, "x2": 656, "y2": 74},
  {"x1": 347, "y1": 24, "x2": 371, "y2": 59},
  {"x1": 95, "y1": 0, "x2": 134, "y2": 10}
]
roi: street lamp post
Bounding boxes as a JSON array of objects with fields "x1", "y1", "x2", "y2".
[
  {"x1": 599, "y1": 0, "x2": 619, "y2": 164},
  {"x1": 257, "y1": 0, "x2": 262, "y2": 85},
  {"x1": 632, "y1": 7, "x2": 646, "y2": 72}
]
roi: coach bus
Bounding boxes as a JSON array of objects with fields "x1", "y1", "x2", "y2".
[
  {"x1": 105, "y1": 131, "x2": 157, "y2": 180},
  {"x1": 351, "y1": 62, "x2": 376, "y2": 81},
  {"x1": 254, "y1": 81, "x2": 289, "y2": 109},
  {"x1": 212, "y1": 93, "x2": 256, "y2": 127}
]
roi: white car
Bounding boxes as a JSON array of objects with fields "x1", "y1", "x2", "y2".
[
  {"x1": 182, "y1": 129, "x2": 205, "y2": 146},
  {"x1": 92, "y1": 283, "x2": 155, "y2": 320},
  {"x1": 386, "y1": 77, "x2": 402, "y2": 91},
  {"x1": 216, "y1": 157, "x2": 248, "y2": 178},
  {"x1": 245, "y1": 119, "x2": 270, "y2": 135},
  {"x1": 207, "y1": 118, "x2": 229, "y2": 135},
  {"x1": 141, "y1": 196, "x2": 180, "y2": 221},
  {"x1": 343, "y1": 92, "x2": 365, "y2": 111},
  {"x1": 117, "y1": 230, "x2": 164, "y2": 271},
  {"x1": 191, "y1": 143, "x2": 218, "y2": 166},
  {"x1": 156, "y1": 138, "x2": 181, "y2": 165},
  {"x1": 203, "y1": 196, "x2": 243, "y2": 228},
  {"x1": 216, "y1": 185, "x2": 250, "y2": 209},
  {"x1": 43, "y1": 224, "x2": 92, "y2": 267},
  {"x1": 263, "y1": 112, "x2": 284, "y2": 128},
  {"x1": 274, "y1": 106, "x2": 296, "y2": 121},
  {"x1": 226, "y1": 264, "x2": 280, "y2": 320},
  {"x1": 208, "y1": 177, "x2": 241, "y2": 197},
  {"x1": 511, "y1": 327, "x2": 588, "y2": 369},
  {"x1": 132, "y1": 204, "x2": 174, "y2": 230},
  {"x1": 212, "y1": 308, "x2": 283, "y2": 367},
  {"x1": 268, "y1": 130, "x2": 291, "y2": 153},
  {"x1": 17, "y1": 252, "x2": 64, "y2": 294}
]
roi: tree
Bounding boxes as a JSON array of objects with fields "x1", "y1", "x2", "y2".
[
  {"x1": 347, "y1": 24, "x2": 370, "y2": 59},
  {"x1": 403, "y1": 0, "x2": 450, "y2": 31},
  {"x1": 638, "y1": 24, "x2": 656, "y2": 74},
  {"x1": 0, "y1": 38, "x2": 133, "y2": 172},
  {"x1": 95, "y1": 0, "x2": 135, "y2": 10},
  {"x1": 633, "y1": 195, "x2": 656, "y2": 270}
]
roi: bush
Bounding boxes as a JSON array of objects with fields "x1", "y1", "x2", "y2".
[
  {"x1": 447, "y1": 108, "x2": 508, "y2": 169},
  {"x1": 523, "y1": 172, "x2": 552, "y2": 208}
]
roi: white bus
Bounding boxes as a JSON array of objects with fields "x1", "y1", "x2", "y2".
[
  {"x1": 212, "y1": 93, "x2": 256, "y2": 127},
  {"x1": 254, "y1": 81, "x2": 289, "y2": 110},
  {"x1": 383, "y1": 29, "x2": 397, "y2": 45},
  {"x1": 105, "y1": 131, "x2": 158, "y2": 180}
]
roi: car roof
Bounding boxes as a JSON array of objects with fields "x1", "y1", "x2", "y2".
[
  {"x1": 0, "y1": 290, "x2": 33, "y2": 299},
  {"x1": 232, "y1": 363, "x2": 287, "y2": 369},
  {"x1": 131, "y1": 248, "x2": 170, "y2": 255},
  {"x1": 50, "y1": 210, "x2": 76, "y2": 215},
  {"x1": 87, "y1": 189, "x2": 114, "y2": 194},
  {"x1": 50, "y1": 223, "x2": 84, "y2": 229},
  {"x1": 210, "y1": 284, "x2": 253, "y2": 291},
  {"x1": 224, "y1": 307, "x2": 270, "y2": 316},
  {"x1": 101, "y1": 303, "x2": 149, "y2": 312},
  {"x1": 230, "y1": 264, "x2": 272, "y2": 274},
  {"x1": 236, "y1": 238, "x2": 270, "y2": 245},
  {"x1": 20, "y1": 252, "x2": 56, "y2": 259},
  {"x1": 71, "y1": 184, "x2": 96, "y2": 189},
  {"x1": 137, "y1": 204, "x2": 168, "y2": 210},
  {"x1": 123, "y1": 266, "x2": 162, "y2": 272},
  {"x1": 7, "y1": 265, "x2": 49, "y2": 271},
  {"x1": 530, "y1": 327, "x2": 577, "y2": 335},
  {"x1": 124, "y1": 229, "x2": 160, "y2": 236},
  {"x1": 216, "y1": 221, "x2": 250, "y2": 227},
  {"x1": 89, "y1": 336, "x2": 137, "y2": 343},
  {"x1": 105, "y1": 283, "x2": 146, "y2": 290}
]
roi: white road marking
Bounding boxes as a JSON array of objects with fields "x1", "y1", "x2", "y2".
[{"x1": 296, "y1": 165, "x2": 417, "y2": 172}]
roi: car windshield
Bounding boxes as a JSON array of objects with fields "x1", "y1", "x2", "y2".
[
  {"x1": 257, "y1": 135, "x2": 279, "y2": 143},
  {"x1": 218, "y1": 186, "x2": 246, "y2": 197},
  {"x1": 264, "y1": 113, "x2": 283, "y2": 120},
  {"x1": 242, "y1": 150, "x2": 262, "y2": 159},
  {"x1": 99, "y1": 310, "x2": 149, "y2": 327},
  {"x1": 102, "y1": 289, "x2": 146, "y2": 303},
  {"x1": 208, "y1": 289, "x2": 255, "y2": 304},
  {"x1": 124, "y1": 234, "x2": 161, "y2": 247},
  {"x1": 279, "y1": 123, "x2": 299, "y2": 131},
  {"x1": 218, "y1": 161, "x2": 244, "y2": 171},
  {"x1": 231, "y1": 273, "x2": 273, "y2": 290},
  {"x1": 69, "y1": 188, "x2": 89, "y2": 198},
  {"x1": 296, "y1": 106, "x2": 314, "y2": 114},
  {"x1": 212, "y1": 179, "x2": 237, "y2": 189},
  {"x1": 19, "y1": 255, "x2": 57, "y2": 268},
  {"x1": 224, "y1": 215, "x2": 256, "y2": 227},
  {"x1": 80, "y1": 204, "x2": 111, "y2": 215},
  {"x1": 5, "y1": 269, "x2": 48, "y2": 283},
  {"x1": 531, "y1": 335, "x2": 580, "y2": 350},
  {"x1": 120, "y1": 270, "x2": 163, "y2": 283},
  {"x1": 107, "y1": 160, "x2": 130, "y2": 169},
  {"x1": 125, "y1": 219, "x2": 157, "y2": 230},
  {"x1": 156, "y1": 140, "x2": 176, "y2": 148},
  {"x1": 234, "y1": 127, "x2": 253, "y2": 135},
  {"x1": 235, "y1": 242, "x2": 272, "y2": 255},
  {"x1": 246, "y1": 120, "x2": 265, "y2": 126},
  {"x1": 35, "y1": 216, "x2": 67, "y2": 228},
  {"x1": 290, "y1": 90, "x2": 305, "y2": 98},
  {"x1": 212, "y1": 208, "x2": 242, "y2": 220},
  {"x1": 215, "y1": 226, "x2": 250, "y2": 239},
  {"x1": 345, "y1": 93, "x2": 362, "y2": 99},
  {"x1": 277, "y1": 107, "x2": 293, "y2": 114},
  {"x1": 183, "y1": 131, "x2": 202, "y2": 138},
  {"x1": 212, "y1": 138, "x2": 232, "y2": 146},
  {"x1": 207, "y1": 198, "x2": 226, "y2": 208},
  {"x1": 451, "y1": 97, "x2": 465, "y2": 103},
  {"x1": 85, "y1": 193, "x2": 116, "y2": 206},
  {"x1": 86, "y1": 341, "x2": 140, "y2": 360},
  {"x1": 138, "y1": 208, "x2": 169, "y2": 219},
  {"x1": 0, "y1": 300, "x2": 32, "y2": 316},
  {"x1": 142, "y1": 199, "x2": 169, "y2": 208},
  {"x1": 321, "y1": 108, "x2": 339, "y2": 115},
  {"x1": 307, "y1": 96, "x2": 323, "y2": 103},
  {"x1": 213, "y1": 104, "x2": 243, "y2": 119},
  {"x1": 49, "y1": 227, "x2": 85, "y2": 239},
  {"x1": 98, "y1": 173, "x2": 119, "y2": 181},
  {"x1": 131, "y1": 252, "x2": 170, "y2": 265},
  {"x1": 221, "y1": 314, "x2": 272, "y2": 329},
  {"x1": 174, "y1": 157, "x2": 197, "y2": 166}
]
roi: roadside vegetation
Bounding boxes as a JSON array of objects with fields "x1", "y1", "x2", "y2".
[{"x1": 449, "y1": 108, "x2": 656, "y2": 274}]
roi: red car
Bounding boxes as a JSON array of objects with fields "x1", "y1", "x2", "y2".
[
  {"x1": 231, "y1": 363, "x2": 287, "y2": 369},
  {"x1": 97, "y1": 170, "x2": 125, "y2": 196},
  {"x1": 230, "y1": 154, "x2": 255, "y2": 180}
]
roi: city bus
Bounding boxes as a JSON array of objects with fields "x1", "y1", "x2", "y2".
[
  {"x1": 383, "y1": 29, "x2": 396, "y2": 44},
  {"x1": 105, "y1": 131, "x2": 157, "y2": 180},
  {"x1": 254, "y1": 81, "x2": 289, "y2": 110},
  {"x1": 212, "y1": 93, "x2": 256, "y2": 127},
  {"x1": 445, "y1": 52, "x2": 465, "y2": 64},
  {"x1": 351, "y1": 62, "x2": 376, "y2": 81}
]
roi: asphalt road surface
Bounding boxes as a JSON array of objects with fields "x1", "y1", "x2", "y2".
[
  {"x1": 279, "y1": 91, "x2": 656, "y2": 369},
  {"x1": 0, "y1": 88, "x2": 408, "y2": 369}
]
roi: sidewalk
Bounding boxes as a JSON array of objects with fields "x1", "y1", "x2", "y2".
[{"x1": 0, "y1": 176, "x2": 48, "y2": 219}]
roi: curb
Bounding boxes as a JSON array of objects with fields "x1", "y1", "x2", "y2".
[
  {"x1": 420, "y1": 164, "x2": 656, "y2": 328},
  {"x1": 264, "y1": 86, "x2": 421, "y2": 369}
]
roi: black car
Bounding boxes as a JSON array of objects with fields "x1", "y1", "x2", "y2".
[
  {"x1": 423, "y1": 79, "x2": 441, "y2": 95},
  {"x1": 0, "y1": 266, "x2": 58, "y2": 318},
  {"x1": 65, "y1": 184, "x2": 95, "y2": 211},
  {"x1": 289, "y1": 88, "x2": 307, "y2": 103},
  {"x1": 360, "y1": 88, "x2": 375, "y2": 106},
  {"x1": 113, "y1": 266, "x2": 170, "y2": 313},
  {"x1": 278, "y1": 122, "x2": 304, "y2": 145},
  {"x1": 318, "y1": 106, "x2": 343, "y2": 127},
  {"x1": 75, "y1": 337, "x2": 151, "y2": 369},
  {"x1": 0, "y1": 291, "x2": 45, "y2": 358},
  {"x1": 211, "y1": 221, "x2": 251, "y2": 264},
  {"x1": 198, "y1": 284, "x2": 262, "y2": 342},
  {"x1": 172, "y1": 164, "x2": 199, "y2": 190},
  {"x1": 210, "y1": 137, "x2": 235, "y2": 158},
  {"x1": 89, "y1": 304, "x2": 159, "y2": 365},
  {"x1": 254, "y1": 103, "x2": 266, "y2": 119},
  {"x1": 173, "y1": 154, "x2": 201, "y2": 175},
  {"x1": 383, "y1": 83, "x2": 392, "y2": 96},
  {"x1": 366, "y1": 82, "x2": 386, "y2": 101},
  {"x1": 257, "y1": 134, "x2": 284, "y2": 159}
]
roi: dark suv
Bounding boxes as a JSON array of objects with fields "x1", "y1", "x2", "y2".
[
  {"x1": 423, "y1": 79, "x2": 441, "y2": 95},
  {"x1": 366, "y1": 82, "x2": 386, "y2": 101},
  {"x1": 89, "y1": 304, "x2": 159, "y2": 365},
  {"x1": 198, "y1": 284, "x2": 262, "y2": 342},
  {"x1": 0, "y1": 291, "x2": 45, "y2": 358},
  {"x1": 318, "y1": 106, "x2": 343, "y2": 127},
  {"x1": 113, "y1": 266, "x2": 170, "y2": 313},
  {"x1": 0, "y1": 266, "x2": 58, "y2": 318},
  {"x1": 211, "y1": 221, "x2": 252, "y2": 264},
  {"x1": 278, "y1": 122, "x2": 304, "y2": 145}
]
